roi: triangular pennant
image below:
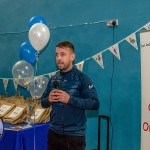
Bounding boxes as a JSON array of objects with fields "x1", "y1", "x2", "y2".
[
  {"x1": 108, "y1": 44, "x2": 121, "y2": 60},
  {"x1": 13, "y1": 78, "x2": 18, "y2": 91},
  {"x1": 143, "y1": 22, "x2": 150, "y2": 30},
  {"x1": 3, "y1": 78, "x2": 9, "y2": 91},
  {"x1": 49, "y1": 71, "x2": 57, "y2": 78},
  {"x1": 125, "y1": 33, "x2": 138, "y2": 50},
  {"x1": 92, "y1": 52, "x2": 104, "y2": 69},
  {"x1": 75, "y1": 61, "x2": 84, "y2": 72}
]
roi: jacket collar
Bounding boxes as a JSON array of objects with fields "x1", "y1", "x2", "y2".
[{"x1": 60, "y1": 66, "x2": 75, "y2": 75}]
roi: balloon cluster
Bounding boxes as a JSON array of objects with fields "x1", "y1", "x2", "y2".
[
  {"x1": 20, "y1": 16, "x2": 50, "y2": 64},
  {"x1": 12, "y1": 16, "x2": 50, "y2": 99}
]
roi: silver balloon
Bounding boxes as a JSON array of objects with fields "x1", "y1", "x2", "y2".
[
  {"x1": 28, "y1": 76, "x2": 49, "y2": 99},
  {"x1": 12, "y1": 60, "x2": 34, "y2": 87},
  {"x1": 28, "y1": 23, "x2": 50, "y2": 51}
]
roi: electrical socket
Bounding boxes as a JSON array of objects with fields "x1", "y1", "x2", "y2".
[{"x1": 106, "y1": 19, "x2": 118, "y2": 26}]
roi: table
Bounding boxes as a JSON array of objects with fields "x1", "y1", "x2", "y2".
[{"x1": 0, "y1": 122, "x2": 50, "y2": 150}]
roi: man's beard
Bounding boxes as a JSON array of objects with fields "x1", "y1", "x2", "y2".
[{"x1": 57, "y1": 62, "x2": 71, "y2": 72}]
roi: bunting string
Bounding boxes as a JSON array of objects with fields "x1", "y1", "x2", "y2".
[
  {"x1": 0, "y1": 22, "x2": 149, "y2": 91},
  {"x1": 0, "y1": 20, "x2": 107, "y2": 35}
]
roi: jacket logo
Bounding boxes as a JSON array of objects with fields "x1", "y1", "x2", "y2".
[{"x1": 89, "y1": 85, "x2": 93, "y2": 89}]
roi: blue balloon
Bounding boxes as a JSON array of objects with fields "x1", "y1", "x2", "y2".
[
  {"x1": 29, "y1": 16, "x2": 46, "y2": 28},
  {"x1": 19, "y1": 41, "x2": 38, "y2": 64}
]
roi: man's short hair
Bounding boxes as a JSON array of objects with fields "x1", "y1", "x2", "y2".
[{"x1": 56, "y1": 41, "x2": 74, "y2": 53}]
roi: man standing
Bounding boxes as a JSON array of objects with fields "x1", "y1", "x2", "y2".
[{"x1": 41, "y1": 41, "x2": 99, "y2": 150}]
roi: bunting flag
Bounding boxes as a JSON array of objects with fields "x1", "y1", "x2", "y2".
[
  {"x1": 3, "y1": 79, "x2": 9, "y2": 91},
  {"x1": 76, "y1": 61, "x2": 84, "y2": 72},
  {"x1": 92, "y1": 52, "x2": 104, "y2": 69},
  {"x1": 125, "y1": 33, "x2": 138, "y2": 50},
  {"x1": 143, "y1": 22, "x2": 150, "y2": 30},
  {"x1": 48, "y1": 71, "x2": 57, "y2": 78},
  {"x1": 108, "y1": 44, "x2": 121, "y2": 60},
  {"x1": 13, "y1": 78, "x2": 18, "y2": 91}
]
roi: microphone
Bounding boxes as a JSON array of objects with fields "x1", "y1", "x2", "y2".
[
  {"x1": 53, "y1": 81, "x2": 62, "y2": 105},
  {"x1": 53, "y1": 81, "x2": 59, "y2": 89}
]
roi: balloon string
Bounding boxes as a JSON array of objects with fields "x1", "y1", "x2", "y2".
[
  {"x1": 35, "y1": 53, "x2": 39, "y2": 76},
  {"x1": 32, "y1": 53, "x2": 39, "y2": 101},
  {"x1": 30, "y1": 53, "x2": 39, "y2": 130}
]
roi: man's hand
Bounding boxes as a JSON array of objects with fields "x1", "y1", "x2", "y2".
[
  {"x1": 49, "y1": 89, "x2": 70, "y2": 104},
  {"x1": 48, "y1": 89, "x2": 59, "y2": 103}
]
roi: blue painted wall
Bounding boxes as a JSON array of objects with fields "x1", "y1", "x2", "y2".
[{"x1": 0, "y1": 0, "x2": 147, "y2": 149}]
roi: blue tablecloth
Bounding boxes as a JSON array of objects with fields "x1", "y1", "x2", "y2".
[{"x1": 0, "y1": 122, "x2": 50, "y2": 150}]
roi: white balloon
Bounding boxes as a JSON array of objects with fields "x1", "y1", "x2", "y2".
[{"x1": 28, "y1": 23, "x2": 50, "y2": 51}]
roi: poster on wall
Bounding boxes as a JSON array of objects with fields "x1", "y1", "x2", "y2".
[{"x1": 140, "y1": 30, "x2": 150, "y2": 150}]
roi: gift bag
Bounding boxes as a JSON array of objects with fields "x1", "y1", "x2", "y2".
[{"x1": 3, "y1": 105, "x2": 27, "y2": 124}]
